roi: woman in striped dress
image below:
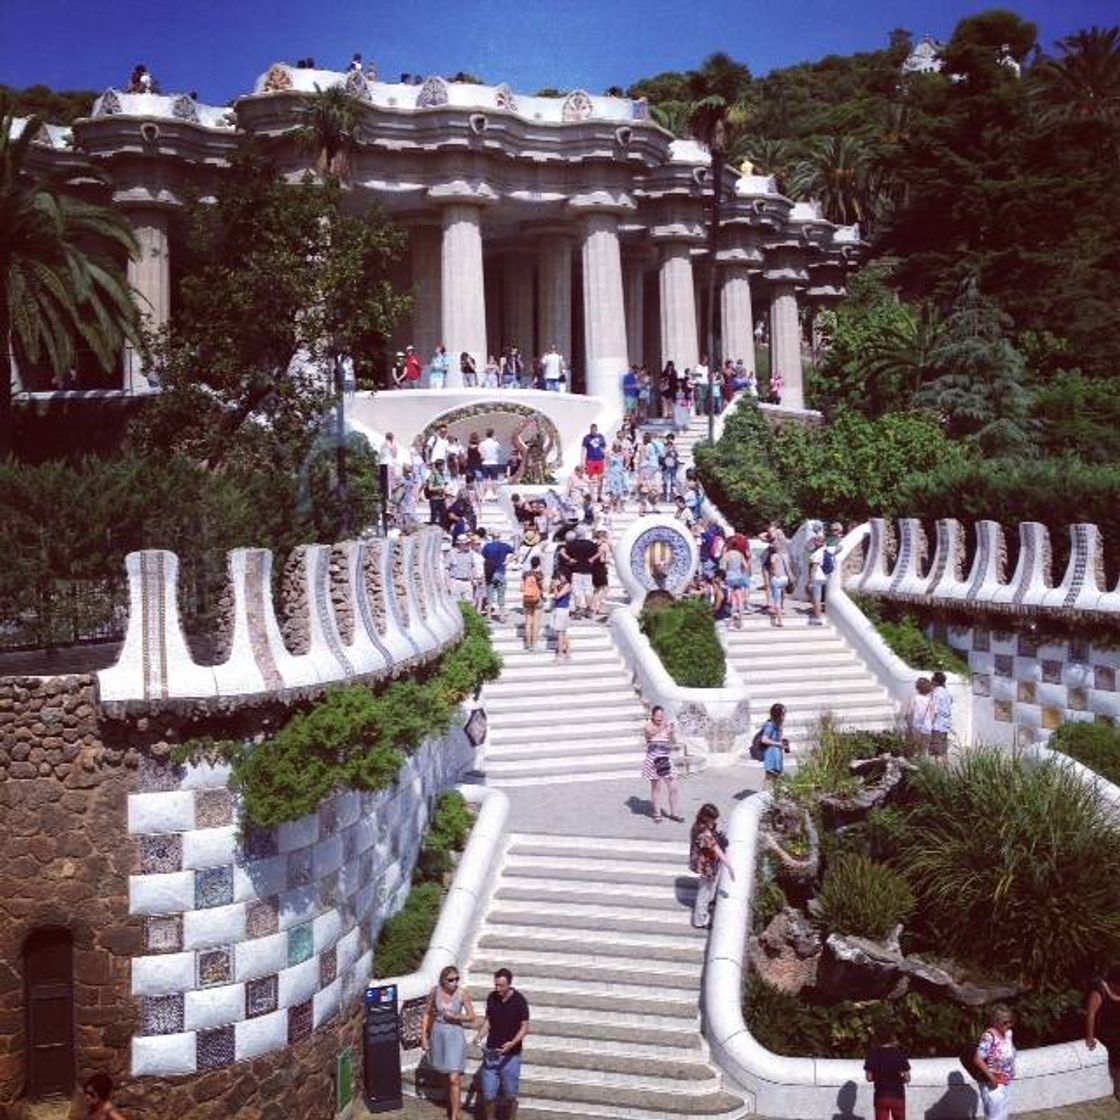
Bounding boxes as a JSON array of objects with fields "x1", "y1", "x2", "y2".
[{"x1": 643, "y1": 705, "x2": 681, "y2": 824}]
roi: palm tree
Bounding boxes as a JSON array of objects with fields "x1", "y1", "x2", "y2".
[
  {"x1": 1, "y1": 102, "x2": 140, "y2": 457},
  {"x1": 649, "y1": 100, "x2": 692, "y2": 138},
  {"x1": 1039, "y1": 26, "x2": 1120, "y2": 126},
  {"x1": 734, "y1": 136, "x2": 800, "y2": 195},
  {"x1": 293, "y1": 84, "x2": 362, "y2": 180},
  {"x1": 681, "y1": 53, "x2": 756, "y2": 437},
  {"x1": 788, "y1": 134, "x2": 878, "y2": 227}
]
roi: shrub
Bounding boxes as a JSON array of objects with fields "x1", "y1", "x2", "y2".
[
  {"x1": 877, "y1": 617, "x2": 970, "y2": 675},
  {"x1": 783, "y1": 719, "x2": 896, "y2": 805},
  {"x1": 417, "y1": 791, "x2": 475, "y2": 880},
  {"x1": 1049, "y1": 721, "x2": 1120, "y2": 787},
  {"x1": 892, "y1": 748, "x2": 1120, "y2": 985},
  {"x1": 815, "y1": 853, "x2": 915, "y2": 941},
  {"x1": 373, "y1": 881, "x2": 445, "y2": 977},
  {"x1": 640, "y1": 597, "x2": 726, "y2": 688}
]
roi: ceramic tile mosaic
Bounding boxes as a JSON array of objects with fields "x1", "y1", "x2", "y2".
[
  {"x1": 288, "y1": 923, "x2": 314, "y2": 966},
  {"x1": 246, "y1": 897, "x2": 279, "y2": 939},
  {"x1": 137, "y1": 754, "x2": 184, "y2": 793},
  {"x1": 288, "y1": 998, "x2": 313, "y2": 1045},
  {"x1": 972, "y1": 628, "x2": 990, "y2": 652},
  {"x1": 241, "y1": 825, "x2": 278, "y2": 862},
  {"x1": 1096, "y1": 666, "x2": 1117, "y2": 692},
  {"x1": 1042, "y1": 660, "x2": 1064, "y2": 684},
  {"x1": 246, "y1": 974, "x2": 278, "y2": 1019},
  {"x1": 196, "y1": 866, "x2": 234, "y2": 910},
  {"x1": 287, "y1": 848, "x2": 312, "y2": 889},
  {"x1": 319, "y1": 947, "x2": 337, "y2": 988},
  {"x1": 993, "y1": 654, "x2": 1013, "y2": 678},
  {"x1": 198, "y1": 947, "x2": 232, "y2": 987},
  {"x1": 1070, "y1": 637, "x2": 1090, "y2": 663},
  {"x1": 994, "y1": 700, "x2": 1014, "y2": 722},
  {"x1": 1017, "y1": 633, "x2": 1040, "y2": 658},
  {"x1": 972, "y1": 675, "x2": 992, "y2": 697},
  {"x1": 1017, "y1": 681, "x2": 1036, "y2": 704},
  {"x1": 1042, "y1": 707, "x2": 1065, "y2": 730},
  {"x1": 318, "y1": 798, "x2": 338, "y2": 838},
  {"x1": 342, "y1": 827, "x2": 359, "y2": 863},
  {"x1": 319, "y1": 871, "x2": 340, "y2": 910},
  {"x1": 143, "y1": 994, "x2": 185, "y2": 1036},
  {"x1": 195, "y1": 788, "x2": 234, "y2": 828},
  {"x1": 139, "y1": 834, "x2": 183, "y2": 875},
  {"x1": 1069, "y1": 688, "x2": 1089, "y2": 711},
  {"x1": 197, "y1": 1024, "x2": 235, "y2": 1071},
  {"x1": 145, "y1": 915, "x2": 184, "y2": 954}
]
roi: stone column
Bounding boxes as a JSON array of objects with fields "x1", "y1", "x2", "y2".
[
  {"x1": 623, "y1": 256, "x2": 646, "y2": 368},
  {"x1": 502, "y1": 249, "x2": 536, "y2": 357},
  {"x1": 769, "y1": 283, "x2": 803, "y2": 409},
  {"x1": 537, "y1": 234, "x2": 572, "y2": 365},
  {"x1": 578, "y1": 210, "x2": 629, "y2": 402},
  {"x1": 658, "y1": 242, "x2": 699, "y2": 371},
  {"x1": 440, "y1": 204, "x2": 488, "y2": 387},
  {"x1": 409, "y1": 224, "x2": 442, "y2": 361},
  {"x1": 720, "y1": 264, "x2": 755, "y2": 371},
  {"x1": 123, "y1": 208, "x2": 171, "y2": 392}
]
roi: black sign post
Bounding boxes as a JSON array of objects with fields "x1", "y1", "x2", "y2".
[{"x1": 363, "y1": 983, "x2": 403, "y2": 1113}]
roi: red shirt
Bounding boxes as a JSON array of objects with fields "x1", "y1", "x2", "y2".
[{"x1": 405, "y1": 354, "x2": 422, "y2": 382}]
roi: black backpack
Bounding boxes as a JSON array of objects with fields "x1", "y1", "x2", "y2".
[{"x1": 749, "y1": 727, "x2": 766, "y2": 761}]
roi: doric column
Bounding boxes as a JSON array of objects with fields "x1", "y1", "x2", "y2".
[
  {"x1": 658, "y1": 242, "x2": 700, "y2": 371},
  {"x1": 623, "y1": 254, "x2": 647, "y2": 368},
  {"x1": 764, "y1": 247, "x2": 809, "y2": 410},
  {"x1": 720, "y1": 264, "x2": 755, "y2": 370},
  {"x1": 439, "y1": 203, "x2": 488, "y2": 387},
  {"x1": 502, "y1": 249, "x2": 536, "y2": 357},
  {"x1": 408, "y1": 224, "x2": 442, "y2": 361},
  {"x1": 537, "y1": 233, "x2": 573, "y2": 365},
  {"x1": 577, "y1": 209, "x2": 629, "y2": 402},
  {"x1": 123, "y1": 208, "x2": 171, "y2": 392}
]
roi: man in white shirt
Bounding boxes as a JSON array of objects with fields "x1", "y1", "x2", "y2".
[
  {"x1": 692, "y1": 356, "x2": 711, "y2": 416},
  {"x1": 929, "y1": 671, "x2": 953, "y2": 761},
  {"x1": 479, "y1": 428, "x2": 502, "y2": 500},
  {"x1": 541, "y1": 344, "x2": 564, "y2": 391},
  {"x1": 426, "y1": 424, "x2": 450, "y2": 466}
]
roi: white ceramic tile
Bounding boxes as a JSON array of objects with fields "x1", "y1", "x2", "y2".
[
  {"x1": 233, "y1": 853, "x2": 288, "y2": 902},
  {"x1": 276, "y1": 813, "x2": 319, "y2": 854},
  {"x1": 277, "y1": 885, "x2": 319, "y2": 931},
  {"x1": 184, "y1": 982, "x2": 246, "y2": 1031},
  {"x1": 278, "y1": 957, "x2": 320, "y2": 1009},
  {"x1": 312, "y1": 908, "x2": 342, "y2": 953},
  {"x1": 182, "y1": 825, "x2": 238, "y2": 869},
  {"x1": 312, "y1": 834, "x2": 343, "y2": 880},
  {"x1": 129, "y1": 871, "x2": 195, "y2": 916},
  {"x1": 182, "y1": 902, "x2": 247, "y2": 950},
  {"x1": 132, "y1": 951, "x2": 195, "y2": 996},
  {"x1": 131, "y1": 1031, "x2": 198, "y2": 1077},
  {"x1": 234, "y1": 1008, "x2": 288, "y2": 1061},
  {"x1": 234, "y1": 931, "x2": 288, "y2": 982},
  {"x1": 336, "y1": 926, "x2": 361, "y2": 974},
  {"x1": 128, "y1": 791, "x2": 196, "y2": 835},
  {"x1": 178, "y1": 760, "x2": 233, "y2": 791},
  {"x1": 313, "y1": 975, "x2": 342, "y2": 1029}
]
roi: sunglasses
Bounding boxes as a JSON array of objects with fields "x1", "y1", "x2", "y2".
[{"x1": 446, "y1": 976, "x2": 460, "y2": 983}]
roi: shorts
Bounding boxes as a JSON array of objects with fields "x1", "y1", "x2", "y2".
[
  {"x1": 769, "y1": 576, "x2": 789, "y2": 604},
  {"x1": 727, "y1": 576, "x2": 751, "y2": 591},
  {"x1": 623, "y1": 396, "x2": 638, "y2": 414},
  {"x1": 552, "y1": 606, "x2": 570, "y2": 632},
  {"x1": 483, "y1": 464, "x2": 499, "y2": 480},
  {"x1": 810, "y1": 578, "x2": 826, "y2": 604},
  {"x1": 585, "y1": 459, "x2": 605, "y2": 478},
  {"x1": 591, "y1": 564, "x2": 609, "y2": 590},
  {"x1": 480, "y1": 1051, "x2": 521, "y2": 1101},
  {"x1": 929, "y1": 730, "x2": 949, "y2": 757},
  {"x1": 572, "y1": 572, "x2": 593, "y2": 600}
]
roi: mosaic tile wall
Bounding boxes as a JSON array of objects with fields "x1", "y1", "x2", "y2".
[
  {"x1": 934, "y1": 624, "x2": 1120, "y2": 745},
  {"x1": 128, "y1": 723, "x2": 474, "y2": 1078}
]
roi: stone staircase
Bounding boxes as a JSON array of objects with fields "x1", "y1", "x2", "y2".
[
  {"x1": 723, "y1": 608, "x2": 898, "y2": 746},
  {"x1": 463, "y1": 832, "x2": 746, "y2": 1120}
]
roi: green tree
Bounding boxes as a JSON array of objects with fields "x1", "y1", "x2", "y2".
[
  {"x1": 1039, "y1": 26, "x2": 1120, "y2": 125},
  {"x1": 915, "y1": 279, "x2": 1034, "y2": 455},
  {"x1": 738, "y1": 137, "x2": 800, "y2": 194},
  {"x1": 788, "y1": 134, "x2": 878, "y2": 225},
  {"x1": 0, "y1": 84, "x2": 98, "y2": 125},
  {"x1": 0, "y1": 100, "x2": 142, "y2": 458},
  {"x1": 680, "y1": 54, "x2": 756, "y2": 396},
  {"x1": 293, "y1": 84, "x2": 362, "y2": 180},
  {"x1": 131, "y1": 144, "x2": 410, "y2": 474}
]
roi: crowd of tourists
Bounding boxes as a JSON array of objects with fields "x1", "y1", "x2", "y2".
[
  {"x1": 620, "y1": 355, "x2": 775, "y2": 424},
  {"x1": 388, "y1": 342, "x2": 570, "y2": 391}
]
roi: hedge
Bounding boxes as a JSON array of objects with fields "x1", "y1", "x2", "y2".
[
  {"x1": 640, "y1": 597, "x2": 726, "y2": 688},
  {"x1": 1050, "y1": 721, "x2": 1120, "y2": 788}
]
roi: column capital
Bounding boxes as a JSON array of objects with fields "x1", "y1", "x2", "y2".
[
  {"x1": 762, "y1": 246, "x2": 810, "y2": 284},
  {"x1": 427, "y1": 181, "x2": 499, "y2": 208},
  {"x1": 567, "y1": 189, "x2": 635, "y2": 217}
]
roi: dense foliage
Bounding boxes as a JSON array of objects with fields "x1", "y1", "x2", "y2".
[
  {"x1": 0, "y1": 84, "x2": 97, "y2": 124},
  {"x1": 174, "y1": 605, "x2": 500, "y2": 827},
  {"x1": 374, "y1": 790, "x2": 476, "y2": 977},
  {"x1": 852, "y1": 597, "x2": 971, "y2": 675},
  {"x1": 695, "y1": 400, "x2": 968, "y2": 530},
  {"x1": 1049, "y1": 721, "x2": 1120, "y2": 788},
  {"x1": 815, "y1": 853, "x2": 915, "y2": 941},
  {"x1": 639, "y1": 597, "x2": 727, "y2": 688}
]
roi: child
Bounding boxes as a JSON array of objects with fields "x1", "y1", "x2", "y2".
[
  {"x1": 761, "y1": 703, "x2": 790, "y2": 783},
  {"x1": 551, "y1": 572, "x2": 572, "y2": 660},
  {"x1": 864, "y1": 1022, "x2": 911, "y2": 1120}
]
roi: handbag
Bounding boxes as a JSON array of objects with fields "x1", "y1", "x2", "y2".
[{"x1": 653, "y1": 754, "x2": 672, "y2": 778}]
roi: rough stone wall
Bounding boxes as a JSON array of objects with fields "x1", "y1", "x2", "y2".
[
  {"x1": 279, "y1": 547, "x2": 311, "y2": 656},
  {"x1": 330, "y1": 545, "x2": 355, "y2": 645},
  {"x1": 0, "y1": 676, "x2": 141, "y2": 1104}
]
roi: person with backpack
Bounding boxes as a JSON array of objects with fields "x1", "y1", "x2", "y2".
[
  {"x1": 550, "y1": 570, "x2": 572, "y2": 660},
  {"x1": 521, "y1": 556, "x2": 545, "y2": 651},
  {"x1": 482, "y1": 531, "x2": 514, "y2": 623},
  {"x1": 759, "y1": 703, "x2": 789, "y2": 782},
  {"x1": 864, "y1": 1022, "x2": 911, "y2": 1120},
  {"x1": 660, "y1": 434, "x2": 681, "y2": 501},
  {"x1": 689, "y1": 803, "x2": 735, "y2": 929},
  {"x1": 806, "y1": 532, "x2": 829, "y2": 627}
]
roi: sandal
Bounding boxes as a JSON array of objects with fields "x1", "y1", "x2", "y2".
[{"x1": 652, "y1": 814, "x2": 663, "y2": 824}]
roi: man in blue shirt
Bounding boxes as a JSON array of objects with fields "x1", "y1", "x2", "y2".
[
  {"x1": 581, "y1": 423, "x2": 608, "y2": 501},
  {"x1": 481, "y1": 531, "x2": 515, "y2": 622},
  {"x1": 622, "y1": 366, "x2": 640, "y2": 418}
]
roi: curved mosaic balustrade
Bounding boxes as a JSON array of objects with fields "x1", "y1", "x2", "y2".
[
  {"x1": 852, "y1": 517, "x2": 1120, "y2": 619},
  {"x1": 98, "y1": 528, "x2": 461, "y2": 705}
]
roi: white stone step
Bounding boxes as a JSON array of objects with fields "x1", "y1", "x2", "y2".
[
  {"x1": 468, "y1": 950, "x2": 700, "y2": 989},
  {"x1": 482, "y1": 752, "x2": 643, "y2": 779},
  {"x1": 483, "y1": 685, "x2": 635, "y2": 709},
  {"x1": 475, "y1": 925, "x2": 705, "y2": 964},
  {"x1": 482, "y1": 737, "x2": 642, "y2": 762},
  {"x1": 507, "y1": 834, "x2": 689, "y2": 860},
  {"x1": 484, "y1": 898, "x2": 706, "y2": 936},
  {"x1": 464, "y1": 974, "x2": 698, "y2": 1017},
  {"x1": 503, "y1": 851, "x2": 691, "y2": 883}
]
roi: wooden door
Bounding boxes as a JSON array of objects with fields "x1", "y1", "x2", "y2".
[{"x1": 24, "y1": 928, "x2": 74, "y2": 1099}]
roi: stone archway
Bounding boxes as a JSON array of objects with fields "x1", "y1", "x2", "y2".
[{"x1": 419, "y1": 401, "x2": 563, "y2": 484}]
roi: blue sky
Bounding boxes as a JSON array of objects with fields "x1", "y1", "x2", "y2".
[{"x1": 1, "y1": 0, "x2": 1116, "y2": 106}]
